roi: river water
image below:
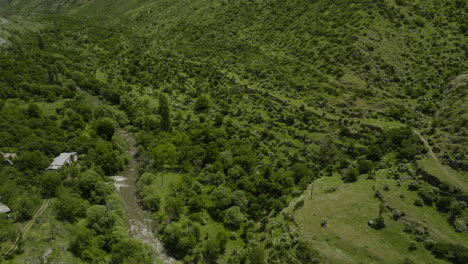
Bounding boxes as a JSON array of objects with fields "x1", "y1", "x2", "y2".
[{"x1": 112, "y1": 129, "x2": 175, "y2": 264}]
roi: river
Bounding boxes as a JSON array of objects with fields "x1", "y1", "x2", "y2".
[
  {"x1": 113, "y1": 129, "x2": 175, "y2": 263},
  {"x1": 77, "y1": 87, "x2": 174, "y2": 263},
  {"x1": 113, "y1": 129, "x2": 175, "y2": 264}
]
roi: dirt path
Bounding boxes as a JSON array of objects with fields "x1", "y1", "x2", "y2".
[
  {"x1": 282, "y1": 182, "x2": 315, "y2": 215},
  {"x1": 414, "y1": 130, "x2": 467, "y2": 191},
  {"x1": 4, "y1": 199, "x2": 51, "y2": 258},
  {"x1": 414, "y1": 130, "x2": 439, "y2": 163},
  {"x1": 114, "y1": 129, "x2": 175, "y2": 264}
]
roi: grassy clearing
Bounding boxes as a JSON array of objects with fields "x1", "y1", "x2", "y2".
[
  {"x1": 150, "y1": 172, "x2": 183, "y2": 212},
  {"x1": 36, "y1": 99, "x2": 69, "y2": 117},
  {"x1": 360, "y1": 118, "x2": 405, "y2": 130},
  {"x1": 95, "y1": 70, "x2": 108, "y2": 82},
  {"x1": 4, "y1": 98, "x2": 69, "y2": 118},
  {"x1": 295, "y1": 173, "x2": 451, "y2": 264}
]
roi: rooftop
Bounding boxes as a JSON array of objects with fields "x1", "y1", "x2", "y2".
[
  {"x1": 47, "y1": 152, "x2": 78, "y2": 170},
  {"x1": 0, "y1": 203, "x2": 10, "y2": 214},
  {"x1": 0, "y1": 151, "x2": 17, "y2": 159}
]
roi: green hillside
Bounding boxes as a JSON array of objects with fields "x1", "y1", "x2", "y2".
[{"x1": 0, "y1": 0, "x2": 467, "y2": 263}]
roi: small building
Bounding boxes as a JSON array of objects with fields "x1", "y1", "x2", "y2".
[
  {"x1": 46, "y1": 152, "x2": 78, "y2": 170},
  {"x1": 0, "y1": 202, "x2": 10, "y2": 214},
  {"x1": 0, "y1": 151, "x2": 17, "y2": 166}
]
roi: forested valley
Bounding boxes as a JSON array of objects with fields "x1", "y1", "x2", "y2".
[{"x1": 0, "y1": 0, "x2": 467, "y2": 264}]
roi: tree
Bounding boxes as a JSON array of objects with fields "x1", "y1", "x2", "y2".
[
  {"x1": 398, "y1": 140, "x2": 421, "y2": 160},
  {"x1": 40, "y1": 171, "x2": 62, "y2": 197},
  {"x1": 165, "y1": 197, "x2": 184, "y2": 221},
  {"x1": 343, "y1": 167, "x2": 358, "y2": 183},
  {"x1": 223, "y1": 206, "x2": 246, "y2": 229},
  {"x1": 194, "y1": 95, "x2": 211, "y2": 112},
  {"x1": 369, "y1": 215, "x2": 386, "y2": 230},
  {"x1": 61, "y1": 110, "x2": 85, "y2": 130},
  {"x1": 436, "y1": 196, "x2": 452, "y2": 213},
  {"x1": 94, "y1": 118, "x2": 115, "y2": 141},
  {"x1": 38, "y1": 35, "x2": 45, "y2": 50},
  {"x1": 70, "y1": 225, "x2": 100, "y2": 258},
  {"x1": 15, "y1": 150, "x2": 50, "y2": 171},
  {"x1": 418, "y1": 186, "x2": 439, "y2": 206},
  {"x1": 430, "y1": 242, "x2": 468, "y2": 264},
  {"x1": 111, "y1": 238, "x2": 152, "y2": 264},
  {"x1": 158, "y1": 93, "x2": 171, "y2": 132},
  {"x1": 86, "y1": 205, "x2": 116, "y2": 234},
  {"x1": 248, "y1": 245, "x2": 266, "y2": 264},
  {"x1": 161, "y1": 221, "x2": 198, "y2": 259},
  {"x1": 204, "y1": 232, "x2": 227, "y2": 262},
  {"x1": 90, "y1": 140, "x2": 125, "y2": 175},
  {"x1": 152, "y1": 143, "x2": 177, "y2": 169},
  {"x1": 15, "y1": 195, "x2": 37, "y2": 221},
  {"x1": 296, "y1": 241, "x2": 320, "y2": 263},
  {"x1": 270, "y1": 168, "x2": 294, "y2": 196},
  {"x1": 358, "y1": 160, "x2": 373, "y2": 174},
  {"x1": 366, "y1": 145, "x2": 382, "y2": 161},
  {"x1": 187, "y1": 194, "x2": 212, "y2": 212},
  {"x1": 54, "y1": 191, "x2": 89, "y2": 222},
  {"x1": 27, "y1": 103, "x2": 41, "y2": 118},
  {"x1": 141, "y1": 185, "x2": 161, "y2": 212},
  {"x1": 90, "y1": 181, "x2": 113, "y2": 205},
  {"x1": 77, "y1": 170, "x2": 114, "y2": 204},
  {"x1": 81, "y1": 246, "x2": 107, "y2": 264},
  {"x1": 142, "y1": 193, "x2": 160, "y2": 212},
  {"x1": 227, "y1": 165, "x2": 245, "y2": 181},
  {"x1": 211, "y1": 186, "x2": 232, "y2": 210},
  {"x1": 317, "y1": 138, "x2": 338, "y2": 166},
  {"x1": 137, "y1": 172, "x2": 157, "y2": 190},
  {"x1": 78, "y1": 169, "x2": 102, "y2": 200},
  {"x1": 231, "y1": 190, "x2": 249, "y2": 208},
  {"x1": 374, "y1": 215, "x2": 386, "y2": 229},
  {"x1": 291, "y1": 163, "x2": 312, "y2": 184}
]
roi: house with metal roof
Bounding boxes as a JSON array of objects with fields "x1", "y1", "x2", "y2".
[
  {"x1": 0, "y1": 202, "x2": 10, "y2": 214},
  {"x1": 1, "y1": 151, "x2": 17, "y2": 166},
  {"x1": 46, "y1": 152, "x2": 78, "y2": 170}
]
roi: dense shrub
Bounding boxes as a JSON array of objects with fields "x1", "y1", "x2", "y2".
[
  {"x1": 343, "y1": 167, "x2": 359, "y2": 183},
  {"x1": 223, "y1": 206, "x2": 246, "y2": 229},
  {"x1": 428, "y1": 242, "x2": 468, "y2": 264}
]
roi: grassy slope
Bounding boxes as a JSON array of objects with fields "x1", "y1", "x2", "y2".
[{"x1": 295, "y1": 172, "x2": 466, "y2": 264}]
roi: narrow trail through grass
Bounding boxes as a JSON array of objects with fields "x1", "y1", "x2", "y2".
[
  {"x1": 3, "y1": 199, "x2": 51, "y2": 258},
  {"x1": 414, "y1": 129, "x2": 468, "y2": 192}
]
